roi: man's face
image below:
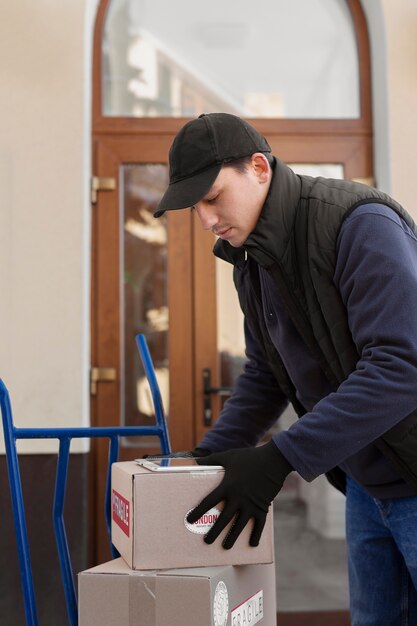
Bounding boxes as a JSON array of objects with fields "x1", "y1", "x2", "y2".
[{"x1": 191, "y1": 154, "x2": 271, "y2": 248}]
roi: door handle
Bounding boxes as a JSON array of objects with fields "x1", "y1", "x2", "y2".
[{"x1": 202, "y1": 368, "x2": 232, "y2": 427}]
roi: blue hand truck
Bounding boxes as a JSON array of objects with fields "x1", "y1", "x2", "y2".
[{"x1": 0, "y1": 334, "x2": 171, "y2": 626}]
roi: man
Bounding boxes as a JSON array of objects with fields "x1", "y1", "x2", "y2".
[{"x1": 154, "y1": 113, "x2": 417, "y2": 624}]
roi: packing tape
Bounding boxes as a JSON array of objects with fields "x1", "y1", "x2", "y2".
[{"x1": 129, "y1": 575, "x2": 156, "y2": 625}]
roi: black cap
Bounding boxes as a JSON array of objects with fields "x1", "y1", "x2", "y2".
[{"x1": 154, "y1": 113, "x2": 271, "y2": 217}]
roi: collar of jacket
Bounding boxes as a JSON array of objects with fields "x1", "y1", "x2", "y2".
[{"x1": 213, "y1": 157, "x2": 301, "y2": 267}]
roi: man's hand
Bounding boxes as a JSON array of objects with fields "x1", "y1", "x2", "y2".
[{"x1": 186, "y1": 441, "x2": 292, "y2": 549}]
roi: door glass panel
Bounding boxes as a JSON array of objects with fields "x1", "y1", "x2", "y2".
[
  {"x1": 216, "y1": 162, "x2": 348, "y2": 612},
  {"x1": 216, "y1": 259, "x2": 246, "y2": 405},
  {"x1": 121, "y1": 164, "x2": 169, "y2": 435},
  {"x1": 103, "y1": 0, "x2": 359, "y2": 118},
  {"x1": 290, "y1": 163, "x2": 344, "y2": 179}
]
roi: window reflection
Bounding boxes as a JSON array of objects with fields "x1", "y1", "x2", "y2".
[
  {"x1": 121, "y1": 164, "x2": 169, "y2": 431},
  {"x1": 103, "y1": 0, "x2": 360, "y2": 119}
]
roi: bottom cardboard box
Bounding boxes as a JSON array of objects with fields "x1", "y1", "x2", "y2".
[{"x1": 79, "y1": 557, "x2": 276, "y2": 626}]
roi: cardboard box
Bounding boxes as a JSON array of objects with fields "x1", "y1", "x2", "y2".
[
  {"x1": 79, "y1": 557, "x2": 277, "y2": 626},
  {"x1": 111, "y1": 461, "x2": 274, "y2": 570}
]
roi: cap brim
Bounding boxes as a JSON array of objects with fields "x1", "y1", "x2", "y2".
[{"x1": 154, "y1": 163, "x2": 222, "y2": 218}]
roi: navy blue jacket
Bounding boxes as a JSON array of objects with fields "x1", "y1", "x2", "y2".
[{"x1": 199, "y1": 203, "x2": 417, "y2": 498}]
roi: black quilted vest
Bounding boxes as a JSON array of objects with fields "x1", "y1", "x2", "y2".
[{"x1": 214, "y1": 158, "x2": 417, "y2": 493}]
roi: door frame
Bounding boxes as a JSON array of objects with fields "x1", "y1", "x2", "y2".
[
  {"x1": 91, "y1": 0, "x2": 373, "y2": 570},
  {"x1": 91, "y1": 136, "x2": 196, "y2": 560}
]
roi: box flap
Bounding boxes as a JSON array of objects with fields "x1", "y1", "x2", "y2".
[
  {"x1": 114, "y1": 460, "x2": 224, "y2": 478},
  {"x1": 79, "y1": 558, "x2": 157, "y2": 577},
  {"x1": 79, "y1": 558, "x2": 232, "y2": 580},
  {"x1": 159, "y1": 565, "x2": 231, "y2": 579},
  {"x1": 113, "y1": 461, "x2": 149, "y2": 476}
]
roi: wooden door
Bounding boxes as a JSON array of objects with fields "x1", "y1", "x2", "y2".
[
  {"x1": 91, "y1": 121, "x2": 373, "y2": 562},
  {"x1": 91, "y1": 134, "x2": 197, "y2": 560}
]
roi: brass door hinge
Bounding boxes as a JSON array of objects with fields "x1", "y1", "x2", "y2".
[
  {"x1": 90, "y1": 367, "x2": 117, "y2": 395},
  {"x1": 91, "y1": 176, "x2": 116, "y2": 204}
]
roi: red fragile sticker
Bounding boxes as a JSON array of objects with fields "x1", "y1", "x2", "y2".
[{"x1": 112, "y1": 489, "x2": 130, "y2": 537}]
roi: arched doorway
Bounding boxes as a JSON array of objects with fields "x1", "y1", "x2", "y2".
[{"x1": 91, "y1": 1, "x2": 372, "y2": 620}]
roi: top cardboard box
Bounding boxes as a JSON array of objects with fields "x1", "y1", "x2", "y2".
[{"x1": 111, "y1": 461, "x2": 274, "y2": 570}]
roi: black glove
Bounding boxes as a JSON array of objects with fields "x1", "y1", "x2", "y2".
[
  {"x1": 186, "y1": 441, "x2": 293, "y2": 549},
  {"x1": 143, "y1": 448, "x2": 210, "y2": 459}
]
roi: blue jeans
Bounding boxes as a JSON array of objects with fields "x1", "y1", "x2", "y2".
[{"x1": 346, "y1": 476, "x2": 417, "y2": 625}]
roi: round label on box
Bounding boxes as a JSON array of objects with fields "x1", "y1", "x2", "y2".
[
  {"x1": 184, "y1": 507, "x2": 221, "y2": 535},
  {"x1": 213, "y1": 581, "x2": 229, "y2": 626}
]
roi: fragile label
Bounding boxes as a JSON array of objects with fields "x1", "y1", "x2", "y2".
[
  {"x1": 112, "y1": 489, "x2": 130, "y2": 537},
  {"x1": 184, "y1": 507, "x2": 221, "y2": 534},
  {"x1": 231, "y1": 590, "x2": 263, "y2": 625}
]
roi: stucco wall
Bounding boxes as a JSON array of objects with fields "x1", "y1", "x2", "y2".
[
  {"x1": 362, "y1": 0, "x2": 417, "y2": 215},
  {"x1": 382, "y1": 0, "x2": 417, "y2": 214},
  {"x1": 0, "y1": 1, "x2": 98, "y2": 451}
]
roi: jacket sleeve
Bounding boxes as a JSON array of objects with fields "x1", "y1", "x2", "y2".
[
  {"x1": 273, "y1": 204, "x2": 417, "y2": 480},
  {"x1": 198, "y1": 317, "x2": 289, "y2": 452}
]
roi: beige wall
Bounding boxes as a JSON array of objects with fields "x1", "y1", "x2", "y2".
[
  {"x1": 0, "y1": 1, "x2": 416, "y2": 453},
  {"x1": 382, "y1": 0, "x2": 417, "y2": 213},
  {"x1": 0, "y1": 0, "x2": 98, "y2": 452},
  {"x1": 362, "y1": 0, "x2": 417, "y2": 214}
]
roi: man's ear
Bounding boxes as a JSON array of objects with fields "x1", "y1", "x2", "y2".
[{"x1": 250, "y1": 153, "x2": 271, "y2": 183}]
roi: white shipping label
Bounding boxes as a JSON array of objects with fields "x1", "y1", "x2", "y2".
[
  {"x1": 213, "y1": 581, "x2": 229, "y2": 626},
  {"x1": 231, "y1": 590, "x2": 263, "y2": 625},
  {"x1": 184, "y1": 507, "x2": 221, "y2": 534}
]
